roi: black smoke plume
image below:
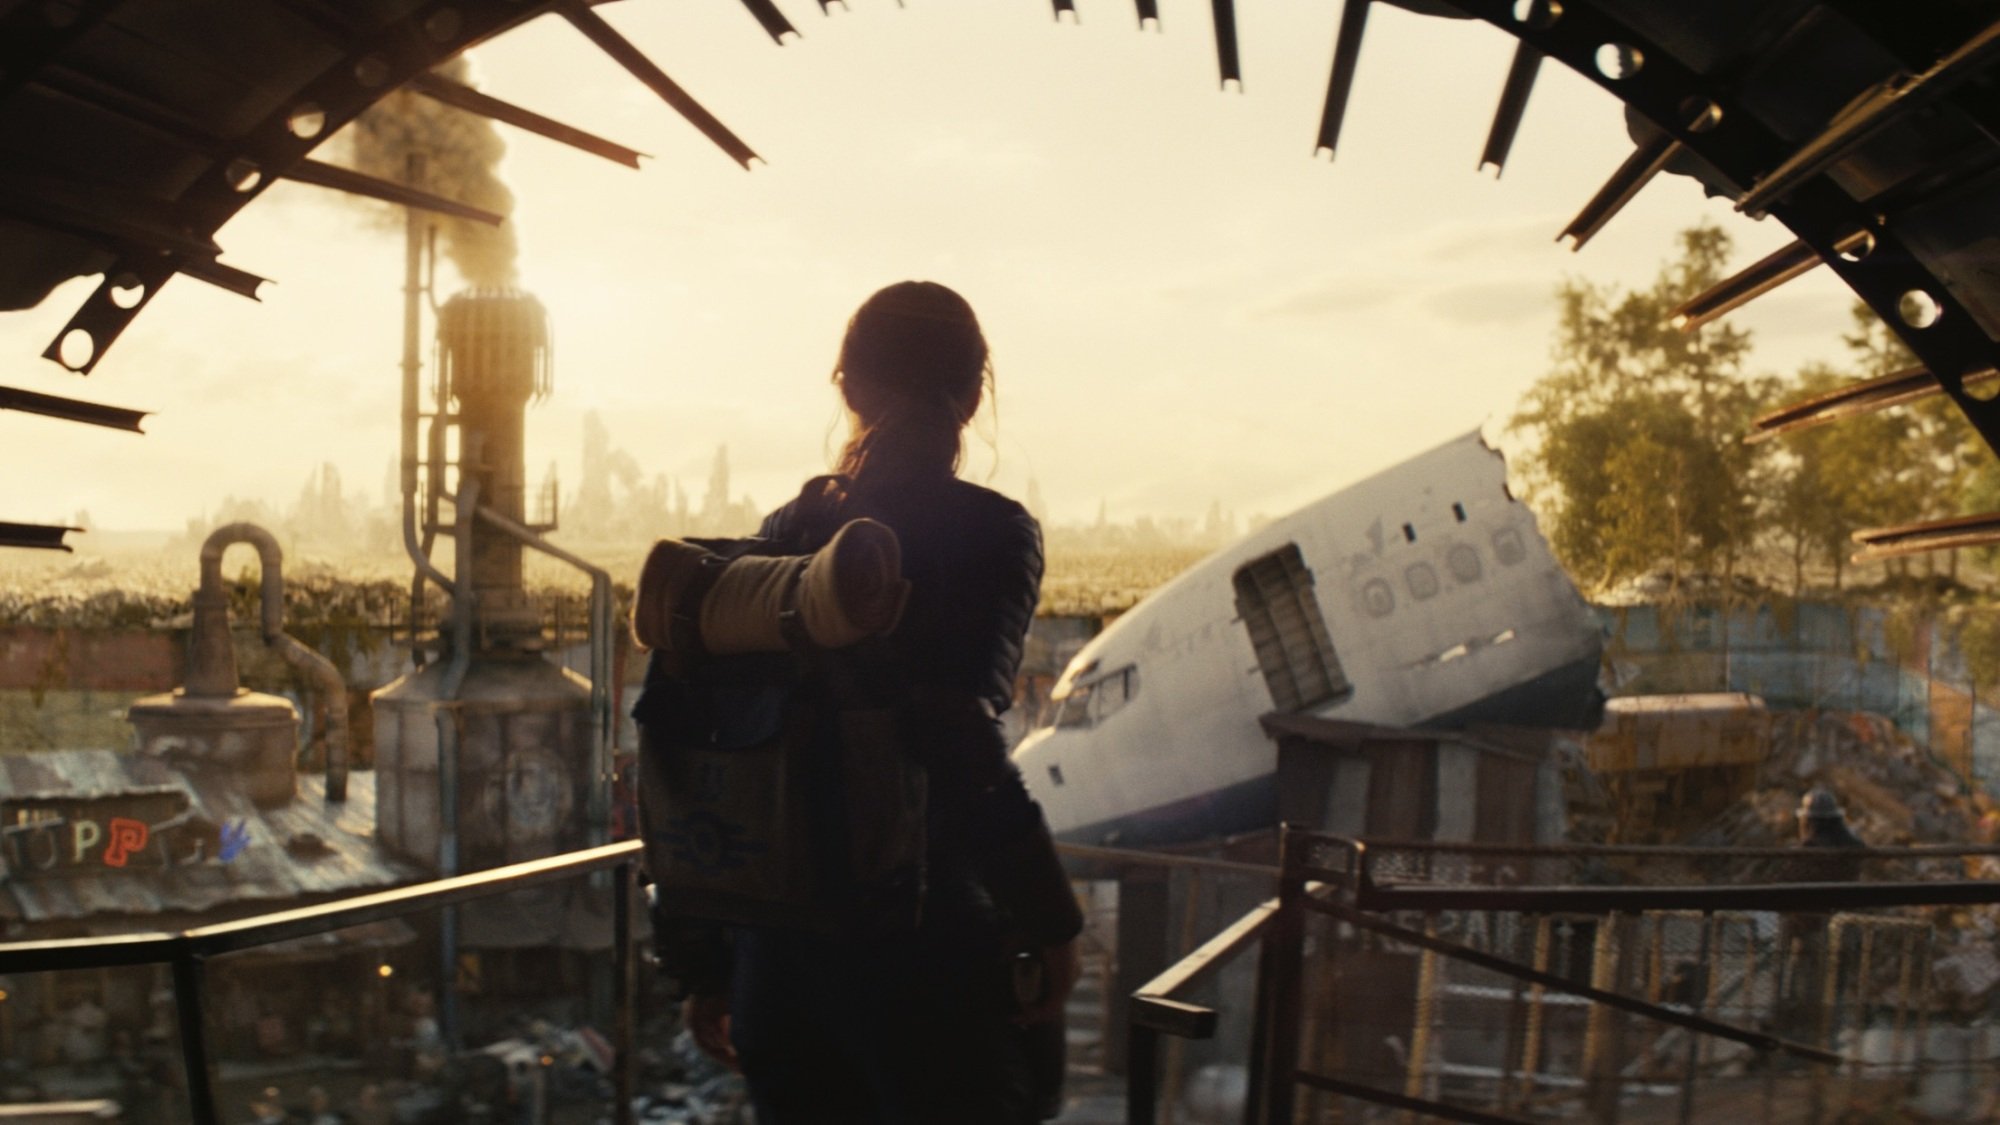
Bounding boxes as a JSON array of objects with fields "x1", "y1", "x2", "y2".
[{"x1": 340, "y1": 57, "x2": 519, "y2": 287}]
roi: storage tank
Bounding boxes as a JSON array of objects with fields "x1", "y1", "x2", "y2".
[{"x1": 371, "y1": 289, "x2": 596, "y2": 873}]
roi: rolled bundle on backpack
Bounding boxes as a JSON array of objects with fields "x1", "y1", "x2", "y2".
[
  {"x1": 631, "y1": 538, "x2": 713, "y2": 652},
  {"x1": 632, "y1": 519, "x2": 911, "y2": 654}
]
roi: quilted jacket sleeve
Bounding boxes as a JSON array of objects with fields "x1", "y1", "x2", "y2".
[{"x1": 920, "y1": 503, "x2": 1084, "y2": 948}]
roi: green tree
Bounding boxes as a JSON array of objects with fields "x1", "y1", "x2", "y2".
[
  {"x1": 1511, "y1": 223, "x2": 1770, "y2": 594},
  {"x1": 1762, "y1": 303, "x2": 1992, "y2": 588},
  {"x1": 1763, "y1": 362, "x2": 1919, "y2": 591}
]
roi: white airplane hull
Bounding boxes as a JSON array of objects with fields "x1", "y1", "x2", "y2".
[{"x1": 1013, "y1": 431, "x2": 1603, "y2": 848}]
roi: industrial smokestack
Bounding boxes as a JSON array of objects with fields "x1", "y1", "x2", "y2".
[{"x1": 436, "y1": 287, "x2": 552, "y2": 646}]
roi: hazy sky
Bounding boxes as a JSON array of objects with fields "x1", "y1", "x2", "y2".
[{"x1": 0, "y1": 0, "x2": 1866, "y2": 534}]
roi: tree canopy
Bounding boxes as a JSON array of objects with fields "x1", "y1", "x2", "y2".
[{"x1": 1511, "y1": 223, "x2": 1994, "y2": 597}]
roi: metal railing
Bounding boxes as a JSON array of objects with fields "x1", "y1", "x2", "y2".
[
  {"x1": 0, "y1": 839, "x2": 644, "y2": 1125},
  {"x1": 1123, "y1": 831, "x2": 2000, "y2": 1125},
  {"x1": 1128, "y1": 897, "x2": 1278, "y2": 1124}
]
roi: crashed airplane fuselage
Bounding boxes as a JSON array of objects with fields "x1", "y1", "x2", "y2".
[{"x1": 1013, "y1": 431, "x2": 1604, "y2": 848}]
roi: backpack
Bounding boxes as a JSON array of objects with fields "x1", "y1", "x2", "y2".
[{"x1": 632, "y1": 478, "x2": 928, "y2": 940}]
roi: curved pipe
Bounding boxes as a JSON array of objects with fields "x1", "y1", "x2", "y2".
[{"x1": 190, "y1": 522, "x2": 351, "y2": 802}]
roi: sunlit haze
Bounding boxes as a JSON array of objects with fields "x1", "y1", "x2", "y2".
[{"x1": 0, "y1": 1, "x2": 1864, "y2": 535}]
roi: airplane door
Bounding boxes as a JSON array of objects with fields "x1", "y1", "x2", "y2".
[{"x1": 1232, "y1": 543, "x2": 1353, "y2": 713}]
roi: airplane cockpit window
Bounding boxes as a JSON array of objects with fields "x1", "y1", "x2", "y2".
[
  {"x1": 1050, "y1": 664, "x2": 1139, "y2": 729},
  {"x1": 1447, "y1": 543, "x2": 1484, "y2": 583},
  {"x1": 1233, "y1": 545, "x2": 1353, "y2": 713},
  {"x1": 1405, "y1": 562, "x2": 1440, "y2": 600},
  {"x1": 1492, "y1": 527, "x2": 1527, "y2": 566},
  {"x1": 1053, "y1": 682, "x2": 1093, "y2": 728}
]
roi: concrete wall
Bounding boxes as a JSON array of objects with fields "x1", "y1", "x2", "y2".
[{"x1": 1599, "y1": 601, "x2": 2000, "y2": 793}]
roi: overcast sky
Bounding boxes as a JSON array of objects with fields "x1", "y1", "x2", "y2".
[{"x1": 0, "y1": 0, "x2": 1866, "y2": 534}]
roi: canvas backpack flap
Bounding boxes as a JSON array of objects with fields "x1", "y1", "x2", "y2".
[{"x1": 636, "y1": 653, "x2": 830, "y2": 931}]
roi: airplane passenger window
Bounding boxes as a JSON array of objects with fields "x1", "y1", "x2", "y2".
[
  {"x1": 1360, "y1": 578, "x2": 1395, "y2": 618},
  {"x1": 1447, "y1": 543, "x2": 1483, "y2": 583},
  {"x1": 1232, "y1": 545, "x2": 1354, "y2": 713},
  {"x1": 1405, "y1": 563, "x2": 1440, "y2": 600},
  {"x1": 1492, "y1": 527, "x2": 1527, "y2": 566}
]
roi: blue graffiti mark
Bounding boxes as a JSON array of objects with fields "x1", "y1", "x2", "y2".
[{"x1": 219, "y1": 819, "x2": 250, "y2": 863}]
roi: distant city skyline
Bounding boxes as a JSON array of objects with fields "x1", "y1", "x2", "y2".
[{"x1": 0, "y1": 3, "x2": 1866, "y2": 536}]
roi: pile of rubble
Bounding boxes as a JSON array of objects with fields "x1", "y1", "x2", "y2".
[
  {"x1": 1681, "y1": 709, "x2": 2000, "y2": 1023},
  {"x1": 1688, "y1": 710, "x2": 1999, "y2": 854}
]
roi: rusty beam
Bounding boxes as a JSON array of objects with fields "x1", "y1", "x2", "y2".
[
  {"x1": 1744, "y1": 364, "x2": 1999, "y2": 443},
  {"x1": 1210, "y1": 0, "x2": 1241, "y2": 88},
  {"x1": 734, "y1": 0, "x2": 798, "y2": 42},
  {"x1": 1479, "y1": 40, "x2": 1542, "y2": 176},
  {"x1": 0, "y1": 172, "x2": 223, "y2": 263},
  {"x1": 0, "y1": 385, "x2": 148, "y2": 432},
  {"x1": 408, "y1": 71, "x2": 646, "y2": 169},
  {"x1": 1673, "y1": 231, "x2": 1875, "y2": 332},
  {"x1": 1737, "y1": 15, "x2": 2000, "y2": 216},
  {"x1": 560, "y1": 2, "x2": 759, "y2": 169},
  {"x1": 0, "y1": 523, "x2": 82, "y2": 552},
  {"x1": 1559, "y1": 131, "x2": 1678, "y2": 250},
  {"x1": 1852, "y1": 512, "x2": 2000, "y2": 562},
  {"x1": 1315, "y1": 0, "x2": 1370, "y2": 156},
  {"x1": 283, "y1": 159, "x2": 503, "y2": 225}
]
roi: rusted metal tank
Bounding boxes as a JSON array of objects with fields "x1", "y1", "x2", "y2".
[
  {"x1": 127, "y1": 523, "x2": 350, "y2": 806},
  {"x1": 372, "y1": 654, "x2": 592, "y2": 869}
]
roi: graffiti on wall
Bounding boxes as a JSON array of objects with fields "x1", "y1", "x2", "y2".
[{"x1": 0, "y1": 793, "x2": 245, "y2": 876}]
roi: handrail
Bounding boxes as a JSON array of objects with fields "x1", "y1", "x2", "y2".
[
  {"x1": 0, "y1": 840, "x2": 642, "y2": 971},
  {"x1": 1324, "y1": 835, "x2": 2000, "y2": 860},
  {"x1": 1131, "y1": 898, "x2": 1278, "y2": 1038},
  {"x1": 1125, "y1": 897, "x2": 1281, "y2": 1125},
  {"x1": 0, "y1": 839, "x2": 644, "y2": 1125},
  {"x1": 1055, "y1": 840, "x2": 1280, "y2": 879},
  {"x1": 1351, "y1": 877, "x2": 2000, "y2": 915}
]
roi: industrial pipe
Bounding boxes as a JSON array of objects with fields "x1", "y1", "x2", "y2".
[
  {"x1": 191, "y1": 523, "x2": 351, "y2": 802},
  {"x1": 436, "y1": 472, "x2": 481, "y2": 1056},
  {"x1": 399, "y1": 156, "x2": 455, "y2": 615},
  {"x1": 474, "y1": 503, "x2": 616, "y2": 850}
]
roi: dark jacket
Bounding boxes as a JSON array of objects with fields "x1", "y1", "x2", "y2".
[{"x1": 760, "y1": 473, "x2": 1083, "y2": 948}]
